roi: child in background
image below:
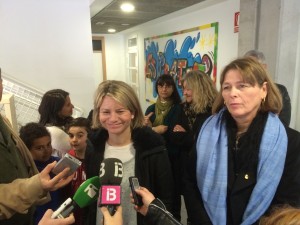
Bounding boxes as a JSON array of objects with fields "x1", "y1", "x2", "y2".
[
  {"x1": 19, "y1": 122, "x2": 62, "y2": 225},
  {"x1": 65, "y1": 117, "x2": 93, "y2": 225}
]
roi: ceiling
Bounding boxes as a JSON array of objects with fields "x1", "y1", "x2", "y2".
[{"x1": 90, "y1": 0, "x2": 206, "y2": 34}]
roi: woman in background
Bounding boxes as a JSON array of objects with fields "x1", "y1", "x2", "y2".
[
  {"x1": 38, "y1": 89, "x2": 74, "y2": 157},
  {"x1": 171, "y1": 70, "x2": 217, "y2": 225},
  {"x1": 144, "y1": 74, "x2": 182, "y2": 221},
  {"x1": 85, "y1": 80, "x2": 173, "y2": 225}
]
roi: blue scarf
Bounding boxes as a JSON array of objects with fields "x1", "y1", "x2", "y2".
[{"x1": 196, "y1": 109, "x2": 288, "y2": 225}]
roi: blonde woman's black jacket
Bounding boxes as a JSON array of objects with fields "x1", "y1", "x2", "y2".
[{"x1": 84, "y1": 126, "x2": 174, "y2": 225}]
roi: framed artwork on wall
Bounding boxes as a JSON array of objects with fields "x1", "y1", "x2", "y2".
[{"x1": 144, "y1": 22, "x2": 218, "y2": 103}]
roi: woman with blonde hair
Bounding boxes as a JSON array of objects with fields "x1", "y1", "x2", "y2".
[
  {"x1": 171, "y1": 70, "x2": 218, "y2": 224},
  {"x1": 85, "y1": 80, "x2": 174, "y2": 225},
  {"x1": 259, "y1": 206, "x2": 300, "y2": 225}
]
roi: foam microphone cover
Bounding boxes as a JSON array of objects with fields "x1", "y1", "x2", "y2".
[
  {"x1": 53, "y1": 176, "x2": 101, "y2": 218},
  {"x1": 73, "y1": 176, "x2": 101, "y2": 208},
  {"x1": 99, "y1": 158, "x2": 123, "y2": 185}
]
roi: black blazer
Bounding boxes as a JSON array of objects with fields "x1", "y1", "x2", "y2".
[
  {"x1": 276, "y1": 83, "x2": 291, "y2": 126},
  {"x1": 184, "y1": 125, "x2": 300, "y2": 225}
]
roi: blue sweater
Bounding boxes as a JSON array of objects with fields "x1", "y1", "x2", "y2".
[{"x1": 33, "y1": 156, "x2": 61, "y2": 225}]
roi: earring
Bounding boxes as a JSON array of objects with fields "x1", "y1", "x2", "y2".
[
  {"x1": 262, "y1": 97, "x2": 266, "y2": 103},
  {"x1": 131, "y1": 115, "x2": 134, "y2": 119}
]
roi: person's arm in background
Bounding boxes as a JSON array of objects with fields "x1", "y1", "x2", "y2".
[
  {"x1": 0, "y1": 162, "x2": 73, "y2": 220},
  {"x1": 47, "y1": 126, "x2": 71, "y2": 156},
  {"x1": 144, "y1": 105, "x2": 168, "y2": 134},
  {"x1": 169, "y1": 105, "x2": 194, "y2": 148},
  {"x1": 38, "y1": 209, "x2": 75, "y2": 225},
  {"x1": 164, "y1": 104, "x2": 181, "y2": 138},
  {"x1": 144, "y1": 105, "x2": 155, "y2": 127}
]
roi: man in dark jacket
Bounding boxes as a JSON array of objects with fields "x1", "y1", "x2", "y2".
[
  {"x1": 276, "y1": 83, "x2": 291, "y2": 126},
  {"x1": 244, "y1": 50, "x2": 291, "y2": 126}
]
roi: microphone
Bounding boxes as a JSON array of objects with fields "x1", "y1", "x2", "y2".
[
  {"x1": 51, "y1": 176, "x2": 101, "y2": 219},
  {"x1": 98, "y1": 158, "x2": 123, "y2": 216}
]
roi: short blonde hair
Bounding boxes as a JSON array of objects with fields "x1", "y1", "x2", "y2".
[
  {"x1": 92, "y1": 80, "x2": 144, "y2": 130},
  {"x1": 259, "y1": 206, "x2": 300, "y2": 225},
  {"x1": 212, "y1": 57, "x2": 282, "y2": 114}
]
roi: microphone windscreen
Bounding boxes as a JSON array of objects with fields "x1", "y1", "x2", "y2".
[
  {"x1": 99, "y1": 158, "x2": 123, "y2": 185},
  {"x1": 73, "y1": 176, "x2": 101, "y2": 208}
]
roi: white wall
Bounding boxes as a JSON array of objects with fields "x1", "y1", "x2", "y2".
[
  {"x1": 121, "y1": 0, "x2": 240, "y2": 111},
  {"x1": 276, "y1": 0, "x2": 300, "y2": 129},
  {"x1": 239, "y1": 0, "x2": 300, "y2": 130},
  {"x1": 92, "y1": 33, "x2": 126, "y2": 86},
  {"x1": 0, "y1": 0, "x2": 95, "y2": 115},
  {"x1": 98, "y1": 34, "x2": 125, "y2": 81},
  {"x1": 92, "y1": 52, "x2": 103, "y2": 85},
  {"x1": 258, "y1": 0, "x2": 281, "y2": 79}
]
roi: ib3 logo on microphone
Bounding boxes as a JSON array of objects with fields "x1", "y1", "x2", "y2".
[{"x1": 98, "y1": 186, "x2": 121, "y2": 205}]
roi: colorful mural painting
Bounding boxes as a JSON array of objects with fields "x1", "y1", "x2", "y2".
[{"x1": 144, "y1": 22, "x2": 218, "y2": 103}]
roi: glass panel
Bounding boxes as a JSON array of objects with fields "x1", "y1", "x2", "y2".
[
  {"x1": 131, "y1": 85, "x2": 139, "y2": 97},
  {"x1": 129, "y1": 69, "x2": 137, "y2": 83},
  {"x1": 129, "y1": 53, "x2": 136, "y2": 67},
  {"x1": 128, "y1": 38, "x2": 137, "y2": 47}
]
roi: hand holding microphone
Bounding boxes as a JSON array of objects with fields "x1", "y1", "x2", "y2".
[
  {"x1": 130, "y1": 186, "x2": 155, "y2": 216},
  {"x1": 98, "y1": 158, "x2": 123, "y2": 216},
  {"x1": 51, "y1": 176, "x2": 101, "y2": 219},
  {"x1": 39, "y1": 209, "x2": 75, "y2": 225},
  {"x1": 39, "y1": 161, "x2": 75, "y2": 192},
  {"x1": 100, "y1": 206, "x2": 123, "y2": 225}
]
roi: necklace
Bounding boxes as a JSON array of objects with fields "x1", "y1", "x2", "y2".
[{"x1": 234, "y1": 132, "x2": 246, "y2": 151}]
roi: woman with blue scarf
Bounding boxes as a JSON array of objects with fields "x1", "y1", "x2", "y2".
[{"x1": 195, "y1": 57, "x2": 300, "y2": 225}]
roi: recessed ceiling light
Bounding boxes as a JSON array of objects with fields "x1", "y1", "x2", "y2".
[
  {"x1": 120, "y1": 3, "x2": 135, "y2": 12},
  {"x1": 108, "y1": 28, "x2": 116, "y2": 33},
  {"x1": 96, "y1": 22, "x2": 105, "y2": 25},
  {"x1": 121, "y1": 23, "x2": 130, "y2": 26}
]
